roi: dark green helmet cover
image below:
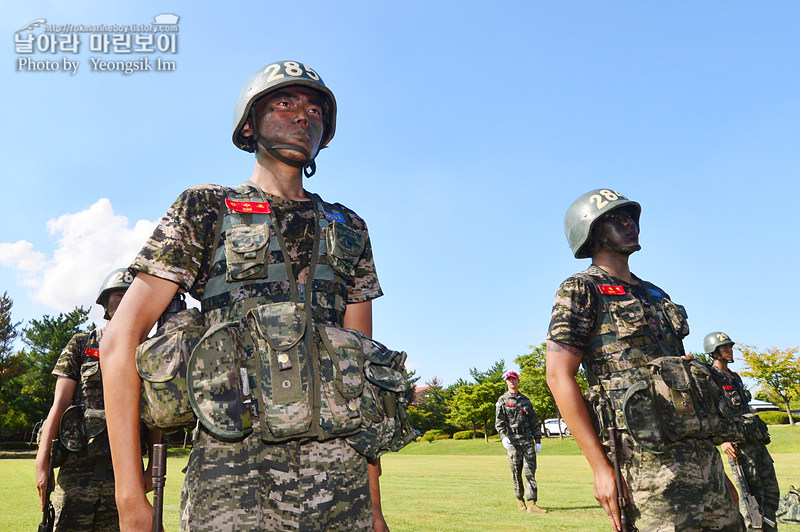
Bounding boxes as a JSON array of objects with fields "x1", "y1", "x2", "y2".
[
  {"x1": 703, "y1": 331, "x2": 735, "y2": 356},
  {"x1": 564, "y1": 188, "x2": 641, "y2": 258},
  {"x1": 232, "y1": 61, "x2": 337, "y2": 170}
]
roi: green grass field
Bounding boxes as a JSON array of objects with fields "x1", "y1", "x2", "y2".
[{"x1": 2, "y1": 426, "x2": 799, "y2": 531}]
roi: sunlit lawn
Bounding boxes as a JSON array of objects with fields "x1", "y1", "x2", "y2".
[{"x1": 2, "y1": 426, "x2": 799, "y2": 531}]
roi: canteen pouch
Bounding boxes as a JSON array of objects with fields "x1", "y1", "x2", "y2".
[
  {"x1": 59, "y1": 404, "x2": 86, "y2": 453},
  {"x1": 84, "y1": 408, "x2": 109, "y2": 458},
  {"x1": 326, "y1": 221, "x2": 366, "y2": 280},
  {"x1": 188, "y1": 321, "x2": 252, "y2": 441},
  {"x1": 345, "y1": 337, "x2": 419, "y2": 460},
  {"x1": 246, "y1": 301, "x2": 313, "y2": 440},
  {"x1": 224, "y1": 223, "x2": 272, "y2": 281},
  {"x1": 136, "y1": 308, "x2": 204, "y2": 431},
  {"x1": 622, "y1": 380, "x2": 666, "y2": 454},
  {"x1": 316, "y1": 324, "x2": 364, "y2": 435}
]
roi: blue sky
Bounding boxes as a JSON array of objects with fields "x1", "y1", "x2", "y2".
[{"x1": 1, "y1": 2, "x2": 798, "y2": 388}]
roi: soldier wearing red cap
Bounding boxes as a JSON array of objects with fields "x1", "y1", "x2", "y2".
[{"x1": 495, "y1": 370, "x2": 545, "y2": 514}]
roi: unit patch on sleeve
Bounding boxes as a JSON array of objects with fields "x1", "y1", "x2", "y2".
[
  {"x1": 85, "y1": 348, "x2": 100, "y2": 358},
  {"x1": 648, "y1": 288, "x2": 665, "y2": 298},
  {"x1": 322, "y1": 209, "x2": 346, "y2": 223}
]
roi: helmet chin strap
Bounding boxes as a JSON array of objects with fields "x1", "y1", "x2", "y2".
[
  {"x1": 597, "y1": 237, "x2": 641, "y2": 255},
  {"x1": 249, "y1": 108, "x2": 318, "y2": 177}
]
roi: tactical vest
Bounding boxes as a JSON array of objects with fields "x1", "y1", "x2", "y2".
[
  {"x1": 709, "y1": 366, "x2": 752, "y2": 415},
  {"x1": 577, "y1": 267, "x2": 744, "y2": 453},
  {"x1": 60, "y1": 329, "x2": 111, "y2": 458}
]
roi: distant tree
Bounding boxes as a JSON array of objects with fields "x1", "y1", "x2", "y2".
[
  {"x1": 9, "y1": 308, "x2": 92, "y2": 436},
  {"x1": 738, "y1": 344, "x2": 800, "y2": 425},
  {"x1": 0, "y1": 292, "x2": 20, "y2": 361},
  {"x1": 403, "y1": 368, "x2": 420, "y2": 405},
  {"x1": 686, "y1": 351, "x2": 713, "y2": 365},
  {"x1": 447, "y1": 363, "x2": 506, "y2": 442},
  {"x1": 407, "y1": 377, "x2": 456, "y2": 434},
  {"x1": 516, "y1": 342, "x2": 587, "y2": 420},
  {"x1": 469, "y1": 360, "x2": 506, "y2": 384},
  {"x1": 0, "y1": 292, "x2": 24, "y2": 439}
]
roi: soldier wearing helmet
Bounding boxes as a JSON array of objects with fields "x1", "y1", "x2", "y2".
[
  {"x1": 704, "y1": 332, "x2": 780, "y2": 530},
  {"x1": 545, "y1": 189, "x2": 744, "y2": 531},
  {"x1": 101, "y1": 62, "x2": 390, "y2": 531},
  {"x1": 495, "y1": 371, "x2": 545, "y2": 514},
  {"x1": 34, "y1": 268, "x2": 140, "y2": 531}
]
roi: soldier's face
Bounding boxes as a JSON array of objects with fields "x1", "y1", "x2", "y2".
[
  {"x1": 506, "y1": 377, "x2": 519, "y2": 393},
  {"x1": 105, "y1": 289, "x2": 126, "y2": 319},
  {"x1": 251, "y1": 86, "x2": 324, "y2": 163},
  {"x1": 593, "y1": 208, "x2": 640, "y2": 254},
  {"x1": 717, "y1": 344, "x2": 734, "y2": 362}
]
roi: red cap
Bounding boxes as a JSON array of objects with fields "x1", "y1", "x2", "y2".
[{"x1": 504, "y1": 371, "x2": 519, "y2": 380}]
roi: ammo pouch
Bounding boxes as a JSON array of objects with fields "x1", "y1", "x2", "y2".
[
  {"x1": 136, "y1": 308, "x2": 205, "y2": 432},
  {"x1": 326, "y1": 221, "x2": 366, "y2": 280},
  {"x1": 622, "y1": 357, "x2": 743, "y2": 452},
  {"x1": 187, "y1": 321, "x2": 253, "y2": 441},
  {"x1": 341, "y1": 333, "x2": 419, "y2": 460},
  {"x1": 224, "y1": 223, "x2": 272, "y2": 282},
  {"x1": 59, "y1": 405, "x2": 110, "y2": 458}
]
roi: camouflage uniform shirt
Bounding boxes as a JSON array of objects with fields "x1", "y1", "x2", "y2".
[
  {"x1": 546, "y1": 266, "x2": 744, "y2": 531},
  {"x1": 131, "y1": 183, "x2": 382, "y2": 531}
]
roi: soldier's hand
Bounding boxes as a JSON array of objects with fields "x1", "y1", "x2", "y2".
[
  {"x1": 720, "y1": 441, "x2": 737, "y2": 460},
  {"x1": 117, "y1": 495, "x2": 154, "y2": 532},
  {"x1": 35, "y1": 455, "x2": 50, "y2": 511},
  {"x1": 593, "y1": 462, "x2": 624, "y2": 532},
  {"x1": 535, "y1": 443, "x2": 542, "y2": 454}
]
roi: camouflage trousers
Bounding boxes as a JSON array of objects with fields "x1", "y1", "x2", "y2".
[
  {"x1": 52, "y1": 453, "x2": 119, "y2": 532},
  {"x1": 507, "y1": 442, "x2": 538, "y2": 502},
  {"x1": 729, "y1": 443, "x2": 780, "y2": 531},
  {"x1": 618, "y1": 434, "x2": 745, "y2": 531},
  {"x1": 180, "y1": 426, "x2": 372, "y2": 531}
]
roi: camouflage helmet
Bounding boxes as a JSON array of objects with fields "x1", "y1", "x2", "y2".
[
  {"x1": 564, "y1": 188, "x2": 641, "y2": 258},
  {"x1": 96, "y1": 268, "x2": 134, "y2": 319},
  {"x1": 232, "y1": 61, "x2": 336, "y2": 174},
  {"x1": 703, "y1": 331, "x2": 735, "y2": 356}
]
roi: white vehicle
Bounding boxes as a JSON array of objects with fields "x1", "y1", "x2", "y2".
[{"x1": 542, "y1": 418, "x2": 570, "y2": 437}]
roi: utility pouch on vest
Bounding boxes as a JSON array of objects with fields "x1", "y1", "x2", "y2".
[
  {"x1": 326, "y1": 221, "x2": 366, "y2": 280},
  {"x1": 246, "y1": 301, "x2": 313, "y2": 440},
  {"x1": 316, "y1": 324, "x2": 364, "y2": 435},
  {"x1": 345, "y1": 337, "x2": 419, "y2": 460},
  {"x1": 136, "y1": 308, "x2": 204, "y2": 432},
  {"x1": 80, "y1": 357, "x2": 103, "y2": 400},
  {"x1": 608, "y1": 299, "x2": 646, "y2": 339},
  {"x1": 188, "y1": 321, "x2": 253, "y2": 441},
  {"x1": 224, "y1": 223, "x2": 272, "y2": 281},
  {"x1": 661, "y1": 300, "x2": 690, "y2": 338},
  {"x1": 647, "y1": 357, "x2": 742, "y2": 445},
  {"x1": 740, "y1": 413, "x2": 770, "y2": 445},
  {"x1": 84, "y1": 408, "x2": 109, "y2": 458},
  {"x1": 59, "y1": 404, "x2": 86, "y2": 453}
]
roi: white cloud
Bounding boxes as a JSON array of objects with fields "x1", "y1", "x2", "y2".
[{"x1": 0, "y1": 198, "x2": 156, "y2": 324}]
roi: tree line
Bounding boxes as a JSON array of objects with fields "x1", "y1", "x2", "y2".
[{"x1": 1, "y1": 290, "x2": 799, "y2": 442}]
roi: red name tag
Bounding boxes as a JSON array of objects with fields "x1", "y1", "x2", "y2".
[
  {"x1": 598, "y1": 285, "x2": 626, "y2": 295},
  {"x1": 723, "y1": 385, "x2": 734, "y2": 391},
  {"x1": 85, "y1": 348, "x2": 99, "y2": 358},
  {"x1": 225, "y1": 198, "x2": 271, "y2": 214}
]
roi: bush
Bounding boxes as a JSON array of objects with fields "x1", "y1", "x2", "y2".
[
  {"x1": 453, "y1": 430, "x2": 485, "y2": 440},
  {"x1": 422, "y1": 432, "x2": 436, "y2": 443},
  {"x1": 424, "y1": 429, "x2": 447, "y2": 438},
  {"x1": 757, "y1": 411, "x2": 800, "y2": 425},
  {"x1": 435, "y1": 434, "x2": 451, "y2": 440}
]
